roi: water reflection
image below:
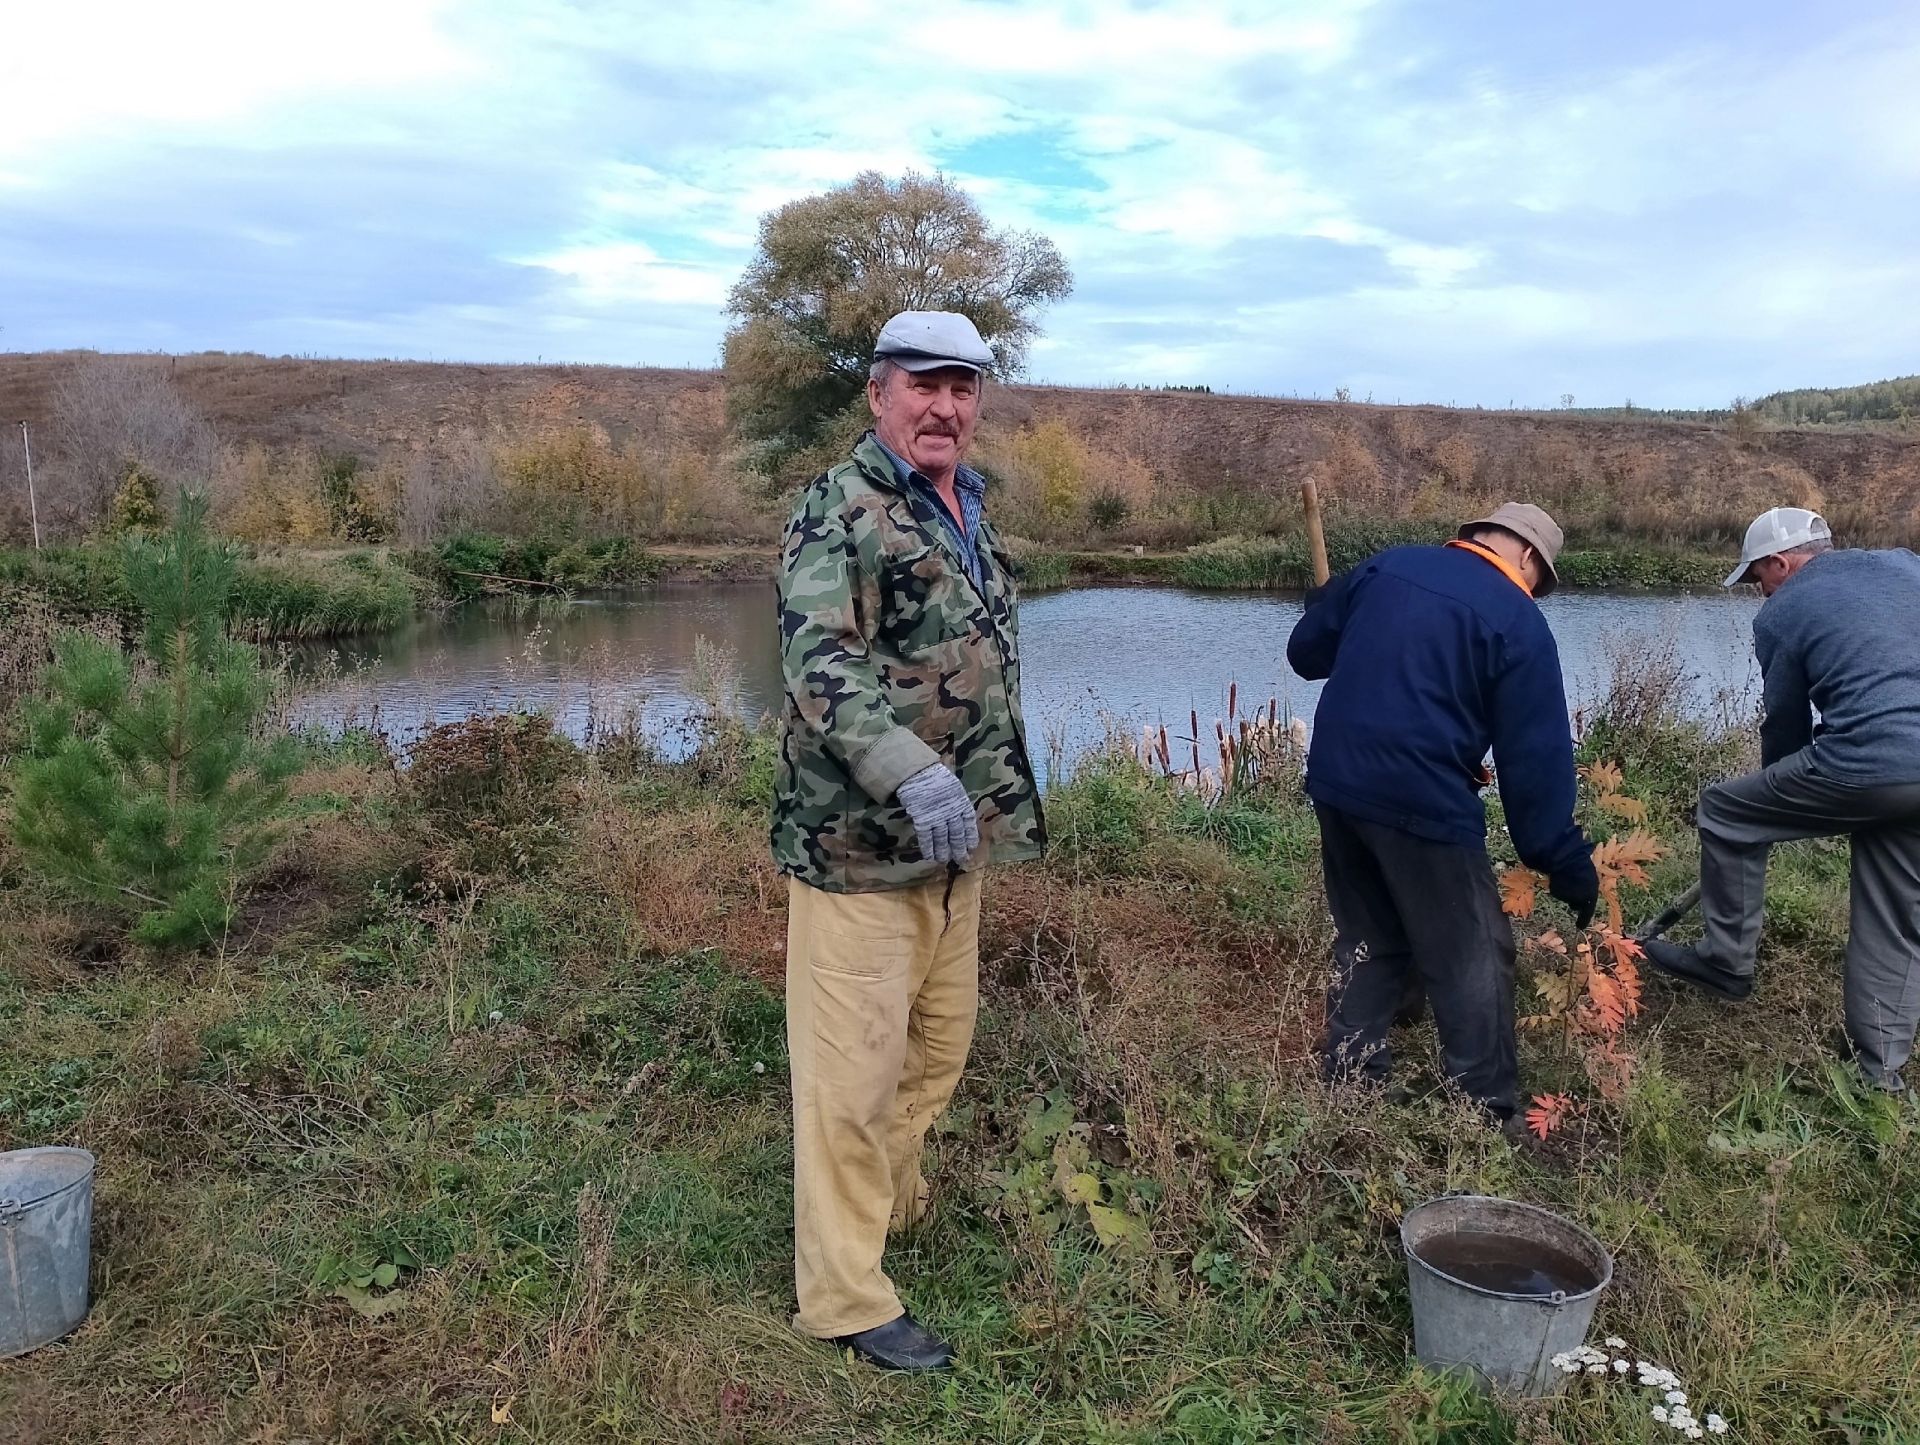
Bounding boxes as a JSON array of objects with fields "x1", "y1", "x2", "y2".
[{"x1": 292, "y1": 584, "x2": 1763, "y2": 772}]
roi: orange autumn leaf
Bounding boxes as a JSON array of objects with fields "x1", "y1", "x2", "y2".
[
  {"x1": 1603, "y1": 931, "x2": 1644, "y2": 970},
  {"x1": 1499, "y1": 867, "x2": 1541, "y2": 919},
  {"x1": 1584, "y1": 970, "x2": 1630, "y2": 1033},
  {"x1": 1592, "y1": 831, "x2": 1664, "y2": 889},
  {"x1": 1580, "y1": 759, "x2": 1624, "y2": 794},
  {"x1": 1598, "y1": 792, "x2": 1649, "y2": 824},
  {"x1": 1526, "y1": 1093, "x2": 1577, "y2": 1140}
]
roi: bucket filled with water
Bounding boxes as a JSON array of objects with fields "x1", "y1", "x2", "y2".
[{"x1": 1401, "y1": 1193, "x2": 1613, "y2": 1397}]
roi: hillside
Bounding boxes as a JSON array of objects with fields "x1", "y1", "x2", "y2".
[{"x1": 1, "y1": 352, "x2": 1916, "y2": 550}]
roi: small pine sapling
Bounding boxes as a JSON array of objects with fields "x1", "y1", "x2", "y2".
[{"x1": 11, "y1": 492, "x2": 300, "y2": 948}]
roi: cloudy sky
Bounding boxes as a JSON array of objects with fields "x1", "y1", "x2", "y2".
[{"x1": 4, "y1": 0, "x2": 1917, "y2": 407}]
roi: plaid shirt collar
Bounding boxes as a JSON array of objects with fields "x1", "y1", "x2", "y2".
[{"x1": 872, "y1": 434, "x2": 986, "y2": 585}]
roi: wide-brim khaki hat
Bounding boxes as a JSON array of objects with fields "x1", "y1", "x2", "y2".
[{"x1": 1458, "y1": 503, "x2": 1565, "y2": 597}]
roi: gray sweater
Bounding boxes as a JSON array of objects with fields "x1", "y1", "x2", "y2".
[{"x1": 1753, "y1": 547, "x2": 1920, "y2": 781}]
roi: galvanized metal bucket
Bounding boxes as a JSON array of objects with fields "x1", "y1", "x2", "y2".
[
  {"x1": 1401, "y1": 1193, "x2": 1613, "y2": 1397},
  {"x1": 0, "y1": 1146, "x2": 96, "y2": 1358}
]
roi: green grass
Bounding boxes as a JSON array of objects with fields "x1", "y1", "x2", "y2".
[
  {"x1": 1, "y1": 686, "x2": 1916, "y2": 1442},
  {"x1": 0, "y1": 543, "x2": 425, "y2": 640},
  {"x1": 1015, "y1": 528, "x2": 1729, "y2": 593},
  {"x1": 405, "y1": 532, "x2": 662, "y2": 602},
  {"x1": 0, "y1": 531, "x2": 666, "y2": 644}
]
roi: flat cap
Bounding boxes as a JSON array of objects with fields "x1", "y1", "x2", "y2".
[{"x1": 873, "y1": 310, "x2": 994, "y2": 373}]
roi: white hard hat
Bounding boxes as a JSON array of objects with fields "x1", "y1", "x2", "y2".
[{"x1": 1725, "y1": 506, "x2": 1831, "y2": 587}]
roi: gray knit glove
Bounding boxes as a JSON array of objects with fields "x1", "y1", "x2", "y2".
[{"x1": 896, "y1": 763, "x2": 979, "y2": 864}]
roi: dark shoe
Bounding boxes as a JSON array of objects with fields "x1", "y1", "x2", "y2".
[
  {"x1": 1825, "y1": 1025, "x2": 1859, "y2": 1065},
  {"x1": 832, "y1": 1313, "x2": 954, "y2": 1372},
  {"x1": 1498, "y1": 1114, "x2": 1539, "y2": 1149},
  {"x1": 1825, "y1": 1027, "x2": 1909, "y2": 1094},
  {"x1": 1641, "y1": 938, "x2": 1752, "y2": 1001}
]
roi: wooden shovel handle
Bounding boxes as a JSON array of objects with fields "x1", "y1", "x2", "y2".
[{"x1": 1301, "y1": 479, "x2": 1331, "y2": 588}]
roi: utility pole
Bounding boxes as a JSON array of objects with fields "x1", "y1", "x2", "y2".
[{"x1": 18, "y1": 421, "x2": 40, "y2": 551}]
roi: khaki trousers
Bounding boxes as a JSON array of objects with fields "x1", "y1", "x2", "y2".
[{"x1": 786, "y1": 869, "x2": 983, "y2": 1339}]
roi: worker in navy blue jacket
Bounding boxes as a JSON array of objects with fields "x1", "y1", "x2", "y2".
[{"x1": 1287, "y1": 503, "x2": 1598, "y2": 1121}]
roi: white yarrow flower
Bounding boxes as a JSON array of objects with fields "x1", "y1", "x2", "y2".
[
  {"x1": 1652, "y1": 1407, "x2": 1669, "y2": 1424},
  {"x1": 1668, "y1": 1390, "x2": 1689, "y2": 1405},
  {"x1": 1605, "y1": 1336, "x2": 1627, "y2": 1349},
  {"x1": 1707, "y1": 1416, "x2": 1728, "y2": 1435},
  {"x1": 1587, "y1": 1363, "x2": 1607, "y2": 1375},
  {"x1": 1614, "y1": 1359, "x2": 1630, "y2": 1373}
]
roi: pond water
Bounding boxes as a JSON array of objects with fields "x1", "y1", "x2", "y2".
[{"x1": 290, "y1": 583, "x2": 1764, "y2": 770}]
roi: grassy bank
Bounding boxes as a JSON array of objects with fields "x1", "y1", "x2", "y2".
[
  {"x1": 1014, "y1": 527, "x2": 1731, "y2": 592},
  {"x1": 0, "y1": 544, "x2": 427, "y2": 641},
  {"x1": 0, "y1": 535, "x2": 776, "y2": 645},
  {"x1": 1, "y1": 658, "x2": 1914, "y2": 1443},
  {"x1": 1, "y1": 525, "x2": 1737, "y2": 664},
  {"x1": 404, "y1": 533, "x2": 664, "y2": 603}
]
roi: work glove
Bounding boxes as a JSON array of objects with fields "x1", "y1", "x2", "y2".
[
  {"x1": 897, "y1": 763, "x2": 979, "y2": 864},
  {"x1": 1549, "y1": 856, "x2": 1601, "y2": 931}
]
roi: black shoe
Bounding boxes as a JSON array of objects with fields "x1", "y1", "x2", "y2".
[
  {"x1": 1824, "y1": 1027, "x2": 1909, "y2": 1093},
  {"x1": 832, "y1": 1313, "x2": 955, "y2": 1372},
  {"x1": 1641, "y1": 938, "x2": 1753, "y2": 1001},
  {"x1": 1498, "y1": 1114, "x2": 1539, "y2": 1149}
]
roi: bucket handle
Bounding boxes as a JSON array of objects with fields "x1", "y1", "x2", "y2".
[{"x1": 0, "y1": 1196, "x2": 21, "y2": 1227}]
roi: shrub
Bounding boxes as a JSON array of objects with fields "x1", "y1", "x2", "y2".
[
  {"x1": 318, "y1": 453, "x2": 392, "y2": 542},
  {"x1": 1089, "y1": 489, "x2": 1131, "y2": 531},
  {"x1": 1175, "y1": 535, "x2": 1303, "y2": 589},
  {"x1": 227, "y1": 552, "x2": 420, "y2": 639},
  {"x1": 1576, "y1": 635, "x2": 1755, "y2": 821},
  {"x1": 107, "y1": 463, "x2": 166, "y2": 534},
  {"x1": 413, "y1": 533, "x2": 658, "y2": 601},
  {"x1": 405, "y1": 713, "x2": 585, "y2": 879},
  {"x1": 211, "y1": 443, "x2": 335, "y2": 544},
  {"x1": 982, "y1": 419, "x2": 1160, "y2": 543}
]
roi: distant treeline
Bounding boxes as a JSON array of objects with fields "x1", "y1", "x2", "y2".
[
  {"x1": 1566, "y1": 374, "x2": 1920, "y2": 428},
  {"x1": 1740, "y1": 375, "x2": 1920, "y2": 426}
]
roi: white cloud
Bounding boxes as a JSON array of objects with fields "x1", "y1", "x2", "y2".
[
  {"x1": 3, "y1": 0, "x2": 1917, "y2": 405},
  {"x1": 0, "y1": 0, "x2": 475, "y2": 163},
  {"x1": 518, "y1": 242, "x2": 732, "y2": 308}
]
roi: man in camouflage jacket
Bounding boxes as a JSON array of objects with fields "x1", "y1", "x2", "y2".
[{"x1": 774, "y1": 310, "x2": 1044, "y2": 1371}]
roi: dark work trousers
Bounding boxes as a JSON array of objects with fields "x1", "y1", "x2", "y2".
[
  {"x1": 1317, "y1": 804, "x2": 1519, "y2": 1118},
  {"x1": 1695, "y1": 749, "x2": 1920, "y2": 1088}
]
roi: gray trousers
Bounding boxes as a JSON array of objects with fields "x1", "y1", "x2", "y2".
[{"x1": 1696, "y1": 749, "x2": 1920, "y2": 1086}]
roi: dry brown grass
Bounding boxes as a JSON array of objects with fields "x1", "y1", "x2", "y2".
[
  {"x1": 580, "y1": 789, "x2": 785, "y2": 980},
  {"x1": 5, "y1": 353, "x2": 1916, "y2": 549}
]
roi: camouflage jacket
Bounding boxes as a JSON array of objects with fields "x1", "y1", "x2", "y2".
[{"x1": 772, "y1": 433, "x2": 1046, "y2": 893}]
